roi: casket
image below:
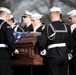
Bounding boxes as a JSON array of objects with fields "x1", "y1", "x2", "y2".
[{"x1": 11, "y1": 32, "x2": 44, "y2": 66}]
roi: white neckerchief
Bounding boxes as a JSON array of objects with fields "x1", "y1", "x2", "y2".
[
  {"x1": 26, "y1": 23, "x2": 31, "y2": 27},
  {"x1": 33, "y1": 23, "x2": 42, "y2": 32},
  {"x1": 71, "y1": 24, "x2": 76, "y2": 33}
]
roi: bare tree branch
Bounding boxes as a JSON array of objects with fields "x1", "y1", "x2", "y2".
[
  {"x1": 0, "y1": 0, "x2": 10, "y2": 8},
  {"x1": 50, "y1": 0, "x2": 54, "y2": 7},
  {"x1": 60, "y1": 0, "x2": 76, "y2": 8}
]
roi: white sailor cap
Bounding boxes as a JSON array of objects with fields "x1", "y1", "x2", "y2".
[
  {"x1": 9, "y1": 14, "x2": 14, "y2": 19},
  {"x1": 25, "y1": 10, "x2": 32, "y2": 16},
  {"x1": 50, "y1": 6, "x2": 62, "y2": 13},
  {"x1": 22, "y1": 10, "x2": 32, "y2": 17},
  {"x1": 0, "y1": 7, "x2": 12, "y2": 15},
  {"x1": 31, "y1": 13, "x2": 43, "y2": 19},
  {"x1": 67, "y1": 10, "x2": 76, "y2": 17}
]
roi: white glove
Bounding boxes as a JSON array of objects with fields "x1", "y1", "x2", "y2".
[
  {"x1": 11, "y1": 49, "x2": 19, "y2": 56},
  {"x1": 68, "y1": 53, "x2": 73, "y2": 60},
  {"x1": 40, "y1": 49, "x2": 47, "y2": 56},
  {"x1": 14, "y1": 49, "x2": 19, "y2": 54}
]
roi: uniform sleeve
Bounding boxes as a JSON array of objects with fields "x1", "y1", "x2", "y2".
[
  {"x1": 2, "y1": 23, "x2": 15, "y2": 52},
  {"x1": 37, "y1": 26, "x2": 47, "y2": 49},
  {"x1": 72, "y1": 28, "x2": 76, "y2": 41},
  {"x1": 71, "y1": 28, "x2": 76, "y2": 56},
  {"x1": 66, "y1": 25, "x2": 76, "y2": 54}
]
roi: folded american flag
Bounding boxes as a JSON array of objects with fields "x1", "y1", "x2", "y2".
[{"x1": 13, "y1": 32, "x2": 29, "y2": 44}]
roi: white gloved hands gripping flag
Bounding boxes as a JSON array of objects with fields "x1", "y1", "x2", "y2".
[{"x1": 12, "y1": 32, "x2": 29, "y2": 56}]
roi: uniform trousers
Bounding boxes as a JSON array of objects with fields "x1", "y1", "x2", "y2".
[
  {"x1": 0, "y1": 58, "x2": 13, "y2": 75},
  {"x1": 69, "y1": 56, "x2": 76, "y2": 75},
  {"x1": 48, "y1": 57, "x2": 68, "y2": 75}
]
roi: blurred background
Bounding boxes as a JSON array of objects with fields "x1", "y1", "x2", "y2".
[{"x1": 0, "y1": 0, "x2": 76, "y2": 25}]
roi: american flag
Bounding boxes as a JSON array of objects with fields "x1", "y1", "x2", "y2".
[{"x1": 13, "y1": 32, "x2": 29, "y2": 44}]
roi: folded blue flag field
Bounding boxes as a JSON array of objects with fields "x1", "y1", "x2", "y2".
[{"x1": 13, "y1": 32, "x2": 29, "y2": 44}]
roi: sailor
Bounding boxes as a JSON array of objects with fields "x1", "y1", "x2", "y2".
[
  {"x1": 31, "y1": 12, "x2": 46, "y2": 32},
  {"x1": 21, "y1": 10, "x2": 33, "y2": 32},
  {"x1": 0, "y1": 7, "x2": 19, "y2": 75},
  {"x1": 67, "y1": 9, "x2": 76, "y2": 75},
  {"x1": 7, "y1": 14, "x2": 20, "y2": 32},
  {"x1": 31, "y1": 12, "x2": 47, "y2": 75},
  {"x1": 37, "y1": 6, "x2": 72, "y2": 75}
]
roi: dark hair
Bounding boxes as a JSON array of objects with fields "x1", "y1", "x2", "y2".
[
  {"x1": 9, "y1": 18, "x2": 14, "y2": 22},
  {"x1": 60, "y1": 14, "x2": 62, "y2": 20},
  {"x1": 0, "y1": 11, "x2": 4, "y2": 15}
]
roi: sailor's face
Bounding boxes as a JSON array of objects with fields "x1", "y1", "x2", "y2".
[
  {"x1": 69, "y1": 16, "x2": 76, "y2": 24},
  {"x1": 6, "y1": 13, "x2": 10, "y2": 22},
  {"x1": 24, "y1": 17, "x2": 30, "y2": 23}
]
